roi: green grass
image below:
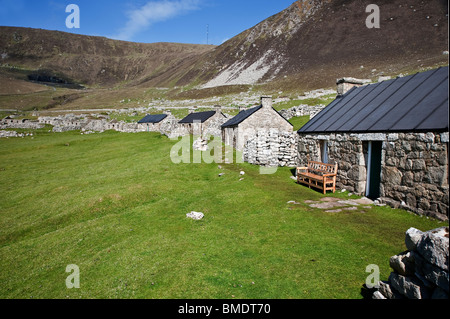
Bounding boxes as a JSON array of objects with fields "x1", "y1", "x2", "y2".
[
  {"x1": 0, "y1": 130, "x2": 446, "y2": 299},
  {"x1": 289, "y1": 116, "x2": 310, "y2": 131}
]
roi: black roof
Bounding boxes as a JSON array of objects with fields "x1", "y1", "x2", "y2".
[
  {"x1": 138, "y1": 114, "x2": 168, "y2": 124},
  {"x1": 298, "y1": 66, "x2": 449, "y2": 134},
  {"x1": 221, "y1": 105, "x2": 262, "y2": 128},
  {"x1": 179, "y1": 111, "x2": 216, "y2": 124}
]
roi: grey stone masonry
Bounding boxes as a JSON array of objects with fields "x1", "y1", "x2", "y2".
[
  {"x1": 278, "y1": 104, "x2": 326, "y2": 120},
  {"x1": 1, "y1": 118, "x2": 44, "y2": 130},
  {"x1": 297, "y1": 132, "x2": 449, "y2": 221},
  {"x1": 381, "y1": 132, "x2": 448, "y2": 221},
  {"x1": 373, "y1": 226, "x2": 449, "y2": 299},
  {"x1": 244, "y1": 130, "x2": 298, "y2": 167}
]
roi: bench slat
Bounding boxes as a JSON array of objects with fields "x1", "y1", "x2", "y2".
[{"x1": 297, "y1": 161, "x2": 338, "y2": 194}]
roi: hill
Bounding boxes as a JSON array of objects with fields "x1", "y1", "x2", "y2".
[
  {"x1": 176, "y1": 0, "x2": 449, "y2": 93},
  {"x1": 0, "y1": 26, "x2": 214, "y2": 89},
  {"x1": 0, "y1": 0, "x2": 448, "y2": 109}
]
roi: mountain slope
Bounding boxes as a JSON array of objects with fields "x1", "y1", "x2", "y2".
[
  {"x1": 171, "y1": 0, "x2": 448, "y2": 92},
  {"x1": 0, "y1": 0, "x2": 448, "y2": 101},
  {"x1": 0, "y1": 26, "x2": 214, "y2": 88}
]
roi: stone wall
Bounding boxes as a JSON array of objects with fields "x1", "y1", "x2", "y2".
[
  {"x1": 382, "y1": 132, "x2": 449, "y2": 221},
  {"x1": 0, "y1": 130, "x2": 26, "y2": 138},
  {"x1": 34, "y1": 111, "x2": 226, "y2": 139},
  {"x1": 203, "y1": 111, "x2": 229, "y2": 138},
  {"x1": 244, "y1": 130, "x2": 298, "y2": 167},
  {"x1": 278, "y1": 104, "x2": 326, "y2": 120},
  {"x1": 297, "y1": 132, "x2": 449, "y2": 221},
  {"x1": 372, "y1": 226, "x2": 449, "y2": 299},
  {"x1": 1, "y1": 119, "x2": 44, "y2": 130},
  {"x1": 298, "y1": 133, "x2": 367, "y2": 193}
]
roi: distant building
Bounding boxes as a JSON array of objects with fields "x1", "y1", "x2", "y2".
[
  {"x1": 178, "y1": 105, "x2": 227, "y2": 137},
  {"x1": 138, "y1": 114, "x2": 168, "y2": 132},
  {"x1": 221, "y1": 96, "x2": 293, "y2": 151},
  {"x1": 297, "y1": 67, "x2": 449, "y2": 221}
]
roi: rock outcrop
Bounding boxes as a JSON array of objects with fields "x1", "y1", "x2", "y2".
[{"x1": 372, "y1": 226, "x2": 449, "y2": 299}]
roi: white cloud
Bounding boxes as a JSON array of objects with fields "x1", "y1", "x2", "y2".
[{"x1": 112, "y1": 0, "x2": 201, "y2": 41}]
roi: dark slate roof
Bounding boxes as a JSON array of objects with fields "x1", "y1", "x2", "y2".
[
  {"x1": 138, "y1": 114, "x2": 168, "y2": 124},
  {"x1": 221, "y1": 105, "x2": 262, "y2": 128},
  {"x1": 298, "y1": 66, "x2": 449, "y2": 134},
  {"x1": 179, "y1": 111, "x2": 216, "y2": 124}
]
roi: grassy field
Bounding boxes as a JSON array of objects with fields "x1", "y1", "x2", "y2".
[{"x1": 0, "y1": 129, "x2": 446, "y2": 299}]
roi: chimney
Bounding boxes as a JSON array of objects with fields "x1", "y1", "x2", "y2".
[
  {"x1": 261, "y1": 96, "x2": 273, "y2": 109},
  {"x1": 336, "y1": 78, "x2": 370, "y2": 96},
  {"x1": 188, "y1": 106, "x2": 197, "y2": 114},
  {"x1": 214, "y1": 105, "x2": 222, "y2": 113},
  {"x1": 164, "y1": 109, "x2": 172, "y2": 116}
]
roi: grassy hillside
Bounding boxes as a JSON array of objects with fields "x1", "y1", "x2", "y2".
[
  {"x1": 0, "y1": 26, "x2": 215, "y2": 89},
  {"x1": 0, "y1": 129, "x2": 446, "y2": 299}
]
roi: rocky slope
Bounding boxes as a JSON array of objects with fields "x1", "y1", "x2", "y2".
[
  {"x1": 176, "y1": 0, "x2": 448, "y2": 92},
  {"x1": 0, "y1": 0, "x2": 448, "y2": 102}
]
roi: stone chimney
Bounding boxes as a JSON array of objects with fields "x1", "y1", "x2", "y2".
[
  {"x1": 188, "y1": 106, "x2": 197, "y2": 114},
  {"x1": 336, "y1": 78, "x2": 370, "y2": 96},
  {"x1": 164, "y1": 109, "x2": 172, "y2": 116},
  {"x1": 261, "y1": 96, "x2": 273, "y2": 109},
  {"x1": 214, "y1": 105, "x2": 222, "y2": 113}
]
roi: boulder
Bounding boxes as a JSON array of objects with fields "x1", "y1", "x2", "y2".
[
  {"x1": 405, "y1": 227, "x2": 424, "y2": 251},
  {"x1": 416, "y1": 227, "x2": 449, "y2": 271},
  {"x1": 377, "y1": 281, "x2": 404, "y2": 299},
  {"x1": 389, "y1": 251, "x2": 415, "y2": 276},
  {"x1": 186, "y1": 211, "x2": 204, "y2": 220},
  {"x1": 413, "y1": 251, "x2": 449, "y2": 292},
  {"x1": 388, "y1": 272, "x2": 431, "y2": 299}
]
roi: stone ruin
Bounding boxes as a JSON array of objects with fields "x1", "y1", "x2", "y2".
[{"x1": 371, "y1": 226, "x2": 449, "y2": 299}]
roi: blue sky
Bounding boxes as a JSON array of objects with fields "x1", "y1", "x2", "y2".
[{"x1": 0, "y1": 0, "x2": 296, "y2": 44}]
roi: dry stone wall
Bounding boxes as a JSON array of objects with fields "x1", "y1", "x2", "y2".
[
  {"x1": 1, "y1": 119, "x2": 44, "y2": 130},
  {"x1": 372, "y1": 226, "x2": 449, "y2": 299},
  {"x1": 278, "y1": 104, "x2": 326, "y2": 120},
  {"x1": 244, "y1": 130, "x2": 298, "y2": 167}
]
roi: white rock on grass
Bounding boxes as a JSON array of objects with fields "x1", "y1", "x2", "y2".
[{"x1": 187, "y1": 211, "x2": 204, "y2": 220}]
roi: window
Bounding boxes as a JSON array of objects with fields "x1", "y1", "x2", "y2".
[{"x1": 320, "y1": 140, "x2": 329, "y2": 163}]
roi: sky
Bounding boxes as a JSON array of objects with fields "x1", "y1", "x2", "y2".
[{"x1": 0, "y1": 0, "x2": 297, "y2": 44}]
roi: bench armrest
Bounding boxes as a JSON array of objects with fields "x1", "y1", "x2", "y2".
[{"x1": 323, "y1": 173, "x2": 337, "y2": 177}]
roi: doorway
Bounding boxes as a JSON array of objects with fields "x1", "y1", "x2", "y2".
[{"x1": 365, "y1": 141, "x2": 382, "y2": 199}]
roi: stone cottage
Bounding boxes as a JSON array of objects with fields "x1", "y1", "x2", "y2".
[
  {"x1": 221, "y1": 96, "x2": 295, "y2": 166},
  {"x1": 138, "y1": 114, "x2": 168, "y2": 132},
  {"x1": 178, "y1": 105, "x2": 227, "y2": 137},
  {"x1": 297, "y1": 67, "x2": 449, "y2": 221},
  {"x1": 222, "y1": 96, "x2": 294, "y2": 151}
]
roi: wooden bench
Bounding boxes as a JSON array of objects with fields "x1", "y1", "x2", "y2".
[{"x1": 297, "y1": 161, "x2": 338, "y2": 194}]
